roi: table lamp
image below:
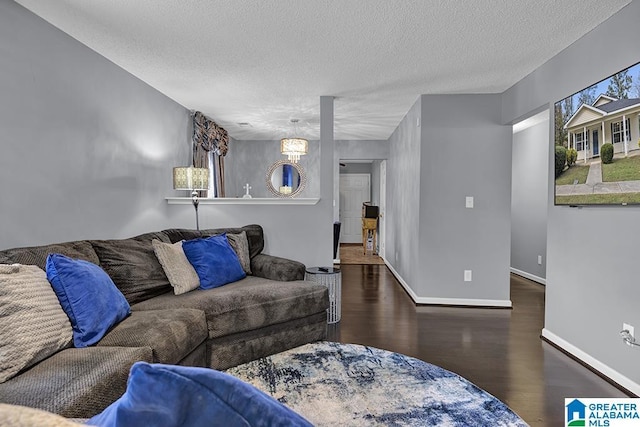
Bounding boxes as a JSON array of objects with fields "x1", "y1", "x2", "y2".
[{"x1": 173, "y1": 166, "x2": 209, "y2": 230}]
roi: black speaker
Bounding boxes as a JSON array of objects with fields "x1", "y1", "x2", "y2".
[{"x1": 333, "y1": 222, "x2": 341, "y2": 259}]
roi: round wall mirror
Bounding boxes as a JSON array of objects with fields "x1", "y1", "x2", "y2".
[{"x1": 266, "y1": 160, "x2": 307, "y2": 198}]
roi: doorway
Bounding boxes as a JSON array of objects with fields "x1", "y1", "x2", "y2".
[{"x1": 339, "y1": 174, "x2": 370, "y2": 243}]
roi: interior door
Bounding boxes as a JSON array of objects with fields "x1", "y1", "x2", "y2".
[
  {"x1": 339, "y1": 174, "x2": 371, "y2": 244},
  {"x1": 378, "y1": 160, "x2": 386, "y2": 259}
]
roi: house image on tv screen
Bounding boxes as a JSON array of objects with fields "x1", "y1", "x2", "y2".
[
  {"x1": 554, "y1": 60, "x2": 640, "y2": 206},
  {"x1": 565, "y1": 94, "x2": 640, "y2": 162}
]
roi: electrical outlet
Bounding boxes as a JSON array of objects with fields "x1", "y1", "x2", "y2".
[
  {"x1": 537, "y1": 255, "x2": 543, "y2": 265},
  {"x1": 464, "y1": 270, "x2": 472, "y2": 282},
  {"x1": 465, "y1": 196, "x2": 474, "y2": 209},
  {"x1": 623, "y1": 323, "x2": 634, "y2": 339}
]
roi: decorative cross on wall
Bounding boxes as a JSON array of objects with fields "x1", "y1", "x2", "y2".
[{"x1": 243, "y1": 183, "x2": 252, "y2": 198}]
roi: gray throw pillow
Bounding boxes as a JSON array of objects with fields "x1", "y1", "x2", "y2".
[
  {"x1": 0, "y1": 264, "x2": 72, "y2": 383},
  {"x1": 227, "y1": 232, "x2": 252, "y2": 275},
  {"x1": 152, "y1": 240, "x2": 200, "y2": 295},
  {"x1": 0, "y1": 403, "x2": 81, "y2": 426}
]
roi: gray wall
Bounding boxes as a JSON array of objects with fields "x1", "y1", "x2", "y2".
[
  {"x1": 511, "y1": 116, "x2": 548, "y2": 282},
  {"x1": 0, "y1": 0, "x2": 191, "y2": 249},
  {"x1": 337, "y1": 140, "x2": 389, "y2": 160},
  {"x1": 225, "y1": 139, "x2": 320, "y2": 198},
  {"x1": 417, "y1": 94, "x2": 512, "y2": 302},
  {"x1": 503, "y1": 0, "x2": 640, "y2": 390},
  {"x1": 210, "y1": 96, "x2": 335, "y2": 266},
  {"x1": 385, "y1": 97, "x2": 422, "y2": 289},
  {"x1": 0, "y1": 2, "x2": 334, "y2": 269}
]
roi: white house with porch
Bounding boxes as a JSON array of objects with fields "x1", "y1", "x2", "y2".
[{"x1": 564, "y1": 94, "x2": 640, "y2": 162}]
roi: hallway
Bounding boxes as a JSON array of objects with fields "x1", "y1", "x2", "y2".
[{"x1": 336, "y1": 244, "x2": 384, "y2": 265}]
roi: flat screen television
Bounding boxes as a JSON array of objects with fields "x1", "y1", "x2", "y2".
[{"x1": 554, "y1": 61, "x2": 640, "y2": 206}]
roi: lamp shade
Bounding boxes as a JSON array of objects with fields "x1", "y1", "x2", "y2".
[
  {"x1": 280, "y1": 138, "x2": 308, "y2": 163},
  {"x1": 173, "y1": 167, "x2": 209, "y2": 190}
]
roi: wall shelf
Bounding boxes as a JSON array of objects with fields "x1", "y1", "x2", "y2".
[{"x1": 166, "y1": 197, "x2": 320, "y2": 205}]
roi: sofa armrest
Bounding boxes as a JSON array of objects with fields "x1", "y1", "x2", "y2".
[{"x1": 250, "y1": 253, "x2": 305, "y2": 281}]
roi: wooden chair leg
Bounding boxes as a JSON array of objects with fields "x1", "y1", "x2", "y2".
[
  {"x1": 373, "y1": 230, "x2": 377, "y2": 255},
  {"x1": 362, "y1": 228, "x2": 366, "y2": 254}
]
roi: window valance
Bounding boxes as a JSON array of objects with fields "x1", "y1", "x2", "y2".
[{"x1": 192, "y1": 111, "x2": 228, "y2": 197}]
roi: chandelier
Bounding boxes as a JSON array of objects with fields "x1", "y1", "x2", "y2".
[{"x1": 280, "y1": 119, "x2": 308, "y2": 163}]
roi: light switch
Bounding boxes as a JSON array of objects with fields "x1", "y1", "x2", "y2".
[{"x1": 465, "y1": 196, "x2": 474, "y2": 208}]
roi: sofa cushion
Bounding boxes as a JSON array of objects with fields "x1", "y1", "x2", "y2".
[
  {"x1": 207, "y1": 312, "x2": 327, "y2": 370},
  {"x1": 0, "y1": 346, "x2": 153, "y2": 418},
  {"x1": 0, "y1": 404, "x2": 81, "y2": 427},
  {"x1": 163, "y1": 224, "x2": 265, "y2": 259},
  {"x1": 91, "y1": 239, "x2": 172, "y2": 305},
  {"x1": 98, "y1": 309, "x2": 207, "y2": 365},
  {"x1": 227, "y1": 231, "x2": 252, "y2": 275},
  {"x1": 251, "y1": 253, "x2": 305, "y2": 281},
  {"x1": 152, "y1": 239, "x2": 200, "y2": 295},
  {"x1": 0, "y1": 240, "x2": 99, "y2": 270},
  {"x1": 88, "y1": 362, "x2": 312, "y2": 427},
  {"x1": 177, "y1": 342, "x2": 206, "y2": 367},
  {"x1": 182, "y1": 235, "x2": 246, "y2": 290},
  {"x1": 130, "y1": 231, "x2": 171, "y2": 243},
  {"x1": 159, "y1": 228, "x2": 204, "y2": 243},
  {"x1": 132, "y1": 276, "x2": 329, "y2": 339},
  {"x1": 0, "y1": 264, "x2": 72, "y2": 383},
  {"x1": 46, "y1": 254, "x2": 130, "y2": 348},
  {"x1": 201, "y1": 225, "x2": 264, "y2": 259}
]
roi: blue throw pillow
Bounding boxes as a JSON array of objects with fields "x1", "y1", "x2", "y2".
[
  {"x1": 182, "y1": 234, "x2": 246, "y2": 289},
  {"x1": 46, "y1": 253, "x2": 130, "y2": 347},
  {"x1": 87, "y1": 362, "x2": 312, "y2": 427}
]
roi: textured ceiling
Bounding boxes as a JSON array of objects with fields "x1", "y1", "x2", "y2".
[{"x1": 15, "y1": 0, "x2": 632, "y2": 140}]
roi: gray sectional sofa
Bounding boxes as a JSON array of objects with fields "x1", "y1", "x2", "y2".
[{"x1": 0, "y1": 224, "x2": 329, "y2": 418}]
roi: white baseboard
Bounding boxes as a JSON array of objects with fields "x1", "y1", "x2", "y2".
[
  {"x1": 542, "y1": 328, "x2": 640, "y2": 396},
  {"x1": 510, "y1": 267, "x2": 546, "y2": 285},
  {"x1": 382, "y1": 258, "x2": 420, "y2": 301},
  {"x1": 383, "y1": 259, "x2": 512, "y2": 308}
]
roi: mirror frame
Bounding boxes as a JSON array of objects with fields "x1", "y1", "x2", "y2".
[{"x1": 266, "y1": 160, "x2": 307, "y2": 198}]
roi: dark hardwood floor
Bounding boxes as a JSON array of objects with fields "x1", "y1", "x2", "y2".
[{"x1": 327, "y1": 264, "x2": 628, "y2": 427}]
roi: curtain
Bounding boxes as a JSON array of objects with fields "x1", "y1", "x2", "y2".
[{"x1": 192, "y1": 111, "x2": 229, "y2": 197}]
